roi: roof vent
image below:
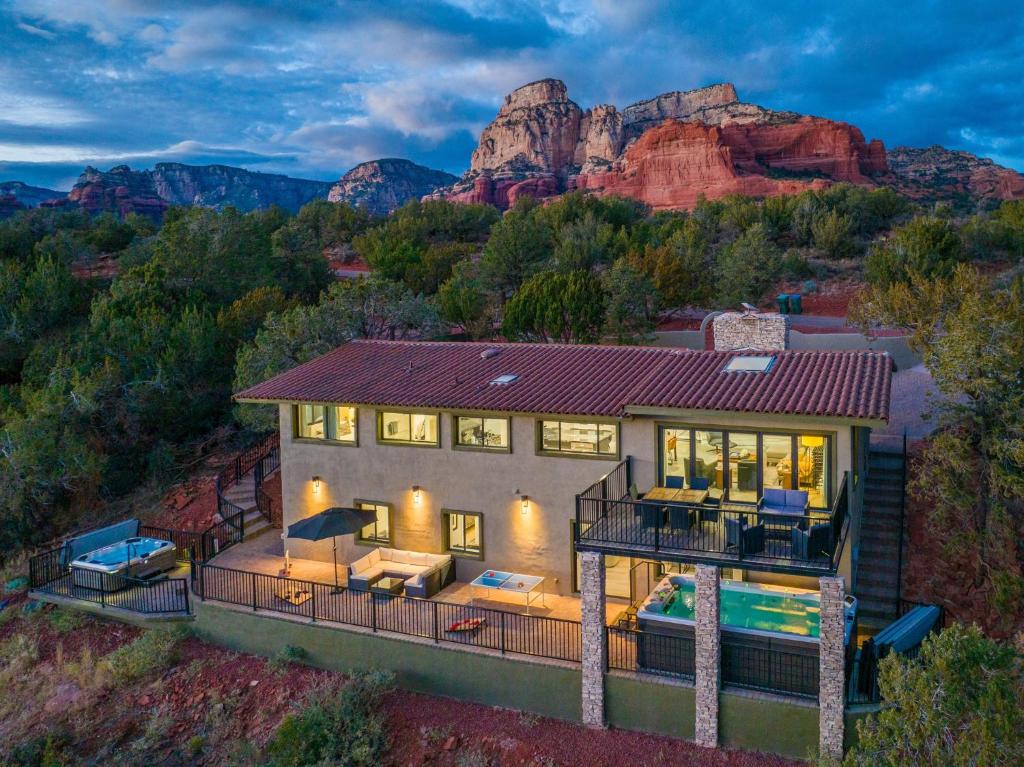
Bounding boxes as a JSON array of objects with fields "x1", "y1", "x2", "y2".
[
  {"x1": 723, "y1": 355, "x2": 775, "y2": 373},
  {"x1": 489, "y1": 374, "x2": 519, "y2": 385},
  {"x1": 480, "y1": 348, "x2": 501, "y2": 360}
]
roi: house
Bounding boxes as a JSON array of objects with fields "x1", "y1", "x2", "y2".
[{"x1": 233, "y1": 310, "x2": 892, "y2": 758}]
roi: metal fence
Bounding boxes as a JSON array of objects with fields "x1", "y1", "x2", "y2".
[
  {"x1": 607, "y1": 625, "x2": 696, "y2": 680},
  {"x1": 721, "y1": 638, "x2": 819, "y2": 699},
  {"x1": 27, "y1": 547, "x2": 190, "y2": 615},
  {"x1": 195, "y1": 563, "x2": 583, "y2": 664},
  {"x1": 215, "y1": 432, "x2": 279, "y2": 518}
]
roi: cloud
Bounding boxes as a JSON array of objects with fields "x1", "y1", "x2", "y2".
[{"x1": 0, "y1": 0, "x2": 1022, "y2": 192}]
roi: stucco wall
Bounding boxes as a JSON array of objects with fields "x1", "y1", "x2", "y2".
[{"x1": 278, "y1": 404, "x2": 860, "y2": 594}]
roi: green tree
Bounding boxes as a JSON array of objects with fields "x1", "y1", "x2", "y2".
[
  {"x1": 603, "y1": 258, "x2": 657, "y2": 343},
  {"x1": 434, "y1": 260, "x2": 494, "y2": 339},
  {"x1": 479, "y1": 199, "x2": 553, "y2": 300},
  {"x1": 845, "y1": 625, "x2": 1024, "y2": 767},
  {"x1": 631, "y1": 220, "x2": 715, "y2": 310},
  {"x1": 811, "y1": 209, "x2": 857, "y2": 259},
  {"x1": 502, "y1": 269, "x2": 605, "y2": 343},
  {"x1": 714, "y1": 223, "x2": 782, "y2": 307},
  {"x1": 864, "y1": 216, "x2": 966, "y2": 287}
]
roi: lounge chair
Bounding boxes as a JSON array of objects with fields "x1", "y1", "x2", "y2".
[
  {"x1": 725, "y1": 516, "x2": 765, "y2": 555},
  {"x1": 790, "y1": 522, "x2": 832, "y2": 559},
  {"x1": 758, "y1": 489, "x2": 809, "y2": 527}
]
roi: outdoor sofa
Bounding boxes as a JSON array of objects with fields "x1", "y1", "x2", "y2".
[{"x1": 348, "y1": 547, "x2": 456, "y2": 598}]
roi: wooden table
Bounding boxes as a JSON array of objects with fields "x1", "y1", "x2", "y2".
[{"x1": 645, "y1": 487, "x2": 709, "y2": 504}]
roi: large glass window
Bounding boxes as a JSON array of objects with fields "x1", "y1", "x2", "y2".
[
  {"x1": 540, "y1": 420, "x2": 618, "y2": 457},
  {"x1": 455, "y1": 416, "x2": 510, "y2": 450},
  {"x1": 662, "y1": 428, "x2": 690, "y2": 487},
  {"x1": 659, "y1": 426, "x2": 832, "y2": 508},
  {"x1": 762, "y1": 434, "x2": 794, "y2": 491},
  {"x1": 693, "y1": 430, "x2": 725, "y2": 496},
  {"x1": 728, "y1": 432, "x2": 759, "y2": 502},
  {"x1": 356, "y1": 500, "x2": 391, "y2": 545},
  {"x1": 378, "y1": 411, "x2": 439, "y2": 445},
  {"x1": 798, "y1": 435, "x2": 828, "y2": 508},
  {"x1": 443, "y1": 510, "x2": 482, "y2": 557},
  {"x1": 296, "y1": 405, "x2": 356, "y2": 443}
]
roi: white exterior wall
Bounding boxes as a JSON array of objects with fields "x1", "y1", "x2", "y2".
[{"x1": 277, "y1": 403, "x2": 863, "y2": 594}]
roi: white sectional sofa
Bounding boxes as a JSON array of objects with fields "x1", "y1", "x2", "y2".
[{"x1": 347, "y1": 547, "x2": 456, "y2": 598}]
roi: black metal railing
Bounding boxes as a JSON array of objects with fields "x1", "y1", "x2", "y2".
[
  {"x1": 215, "y1": 432, "x2": 279, "y2": 518},
  {"x1": 721, "y1": 637, "x2": 819, "y2": 699},
  {"x1": 139, "y1": 524, "x2": 206, "y2": 563},
  {"x1": 576, "y1": 470, "x2": 851, "y2": 575},
  {"x1": 27, "y1": 547, "x2": 190, "y2": 615},
  {"x1": 195, "y1": 563, "x2": 582, "y2": 664},
  {"x1": 607, "y1": 625, "x2": 696, "y2": 679}
]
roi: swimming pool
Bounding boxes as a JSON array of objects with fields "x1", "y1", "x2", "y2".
[
  {"x1": 637, "y1": 574, "x2": 857, "y2": 644},
  {"x1": 70, "y1": 537, "x2": 177, "y2": 591}
]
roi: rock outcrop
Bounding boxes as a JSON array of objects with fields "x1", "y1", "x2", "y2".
[
  {"x1": 436, "y1": 79, "x2": 889, "y2": 210},
  {"x1": 327, "y1": 159, "x2": 456, "y2": 215},
  {"x1": 885, "y1": 145, "x2": 1024, "y2": 203},
  {"x1": 0, "y1": 180, "x2": 65, "y2": 209},
  {"x1": 0, "y1": 195, "x2": 26, "y2": 220},
  {"x1": 54, "y1": 163, "x2": 333, "y2": 220}
]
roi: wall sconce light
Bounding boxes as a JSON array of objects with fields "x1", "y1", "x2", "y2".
[
  {"x1": 312, "y1": 476, "x2": 321, "y2": 493},
  {"x1": 521, "y1": 495, "x2": 530, "y2": 515},
  {"x1": 412, "y1": 485, "x2": 422, "y2": 505}
]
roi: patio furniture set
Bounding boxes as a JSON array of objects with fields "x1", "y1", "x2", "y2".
[{"x1": 633, "y1": 481, "x2": 832, "y2": 561}]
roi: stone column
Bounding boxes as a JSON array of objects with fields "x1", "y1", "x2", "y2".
[
  {"x1": 694, "y1": 564, "x2": 720, "y2": 748},
  {"x1": 818, "y1": 576, "x2": 846, "y2": 761},
  {"x1": 579, "y1": 550, "x2": 607, "y2": 727}
]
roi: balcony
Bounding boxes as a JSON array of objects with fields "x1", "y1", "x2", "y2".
[{"x1": 574, "y1": 458, "x2": 850, "y2": 577}]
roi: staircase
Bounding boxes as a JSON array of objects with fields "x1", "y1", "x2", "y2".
[
  {"x1": 218, "y1": 463, "x2": 278, "y2": 541},
  {"x1": 855, "y1": 449, "x2": 906, "y2": 624}
]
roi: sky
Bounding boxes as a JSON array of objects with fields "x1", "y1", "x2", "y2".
[{"x1": 1, "y1": 0, "x2": 1022, "y2": 191}]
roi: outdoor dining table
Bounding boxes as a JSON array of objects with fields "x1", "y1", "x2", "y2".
[{"x1": 645, "y1": 486, "x2": 709, "y2": 505}]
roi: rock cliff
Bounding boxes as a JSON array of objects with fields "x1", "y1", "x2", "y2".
[
  {"x1": 436, "y1": 79, "x2": 889, "y2": 210},
  {"x1": 54, "y1": 163, "x2": 333, "y2": 219},
  {"x1": 885, "y1": 145, "x2": 1024, "y2": 202},
  {"x1": 327, "y1": 158, "x2": 456, "y2": 215},
  {"x1": 0, "y1": 180, "x2": 65, "y2": 208}
]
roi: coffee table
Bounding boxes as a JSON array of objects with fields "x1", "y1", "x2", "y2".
[
  {"x1": 370, "y1": 576, "x2": 405, "y2": 599},
  {"x1": 470, "y1": 570, "x2": 546, "y2": 614}
]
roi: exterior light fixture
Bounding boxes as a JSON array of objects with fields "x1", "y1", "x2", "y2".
[
  {"x1": 312, "y1": 476, "x2": 321, "y2": 493},
  {"x1": 521, "y1": 495, "x2": 530, "y2": 515},
  {"x1": 413, "y1": 485, "x2": 422, "y2": 505}
]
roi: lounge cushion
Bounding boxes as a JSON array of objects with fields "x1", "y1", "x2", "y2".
[
  {"x1": 785, "y1": 490, "x2": 809, "y2": 508},
  {"x1": 762, "y1": 488, "x2": 787, "y2": 507}
]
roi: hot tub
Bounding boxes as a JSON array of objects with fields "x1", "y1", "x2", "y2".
[
  {"x1": 635, "y1": 574, "x2": 857, "y2": 684},
  {"x1": 70, "y1": 537, "x2": 177, "y2": 592}
]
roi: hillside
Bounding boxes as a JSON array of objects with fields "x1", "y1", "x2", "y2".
[{"x1": 328, "y1": 158, "x2": 456, "y2": 215}]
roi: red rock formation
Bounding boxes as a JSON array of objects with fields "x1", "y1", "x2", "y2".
[
  {"x1": 0, "y1": 194, "x2": 26, "y2": 220},
  {"x1": 575, "y1": 122, "x2": 828, "y2": 210},
  {"x1": 327, "y1": 158, "x2": 456, "y2": 215},
  {"x1": 885, "y1": 145, "x2": 1024, "y2": 202},
  {"x1": 67, "y1": 166, "x2": 168, "y2": 219}
]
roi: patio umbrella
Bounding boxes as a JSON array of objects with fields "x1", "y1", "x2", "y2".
[{"x1": 286, "y1": 507, "x2": 377, "y2": 592}]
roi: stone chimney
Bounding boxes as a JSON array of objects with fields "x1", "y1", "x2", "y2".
[{"x1": 712, "y1": 305, "x2": 790, "y2": 351}]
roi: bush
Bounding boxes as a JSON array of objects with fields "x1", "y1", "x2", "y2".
[
  {"x1": 103, "y1": 626, "x2": 187, "y2": 685},
  {"x1": 845, "y1": 625, "x2": 1024, "y2": 766},
  {"x1": 864, "y1": 216, "x2": 966, "y2": 287},
  {"x1": 270, "y1": 644, "x2": 309, "y2": 671},
  {"x1": 265, "y1": 670, "x2": 394, "y2": 767},
  {"x1": 45, "y1": 607, "x2": 87, "y2": 634}
]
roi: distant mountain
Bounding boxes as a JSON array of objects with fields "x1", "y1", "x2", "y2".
[
  {"x1": 42, "y1": 163, "x2": 334, "y2": 219},
  {"x1": 328, "y1": 158, "x2": 457, "y2": 215},
  {"x1": 431, "y1": 77, "x2": 1022, "y2": 210},
  {"x1": 885, "y1": 145, "x2": 1024, "y2": 203},
  {"x1": 0, "y1": 180, "x2": 65, "y2": 207}
]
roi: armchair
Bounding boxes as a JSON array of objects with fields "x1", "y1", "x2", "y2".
[
  {"x1": 640, "y1": 502, "x2": 663, "y2": 530},
  {"x1": 790, "y1": 522, "x2": 832, "y2": 560},
  {"x1": 665, "y1": 475, "x2": 684, "y2": 489},
  {"x1": 725, "y1": 516, "x2": 765, "y2": 555},
  {"x1": 668, "y1": 504, "x2": 694, "y2": 533}
]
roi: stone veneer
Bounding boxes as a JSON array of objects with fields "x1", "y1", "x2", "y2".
[
  {"x1": 818, "y1": 576, "x2": 846, "y2": 760},
  {"x1": 694, "y1": 565, "x2": 721, "y2": 747},
  {"x1": 713, "y1": 310, "x2": 790, "y2": 351},
  {"x1": 579, "y1": 551, "x2": 606, "y2": 727}
]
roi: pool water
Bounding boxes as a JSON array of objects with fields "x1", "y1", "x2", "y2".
[
  {"x1": 665, "y1": 581, "x2": 821, "y2": 638},
  {"x1": 75, "y1": 537, "x2": 171, "y2": 566}
]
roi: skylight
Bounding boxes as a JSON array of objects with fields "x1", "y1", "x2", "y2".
[
  {"x1": 723, "y1": 355, "x2": 775, "y2": 373},
  {"x1": 489, "y1": 374, "x2": 519, "y2": 385}
]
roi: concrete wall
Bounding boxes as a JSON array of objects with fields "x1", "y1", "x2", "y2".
[
  {"x1": 279, "y1": 403, "x2": 860, "y2": 593},
  {"x1": 193, "y1": 599, "x2": 583, "y2": 722}
]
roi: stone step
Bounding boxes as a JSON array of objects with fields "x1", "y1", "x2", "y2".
[
  {"x1": 861, "y1": 520, "x2": 902, "y2": 536},
  {"x1": 857, "y1": 571, "x2": 899, "y2": 591},
  {"x1": 868, "y1": 452, "x2": 905, "y2": 469}
]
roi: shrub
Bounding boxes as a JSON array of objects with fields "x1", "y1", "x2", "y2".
[
  {"x1": 45, "y1": 607, "x2": 86, "y2": 634},
  {"x1": 270, "y1": 644, "x2": 308, "y2": 671},
  {"x1": 103, "y1": 626, "x2": 187, "y2": 686},
  {"x1": 864, "y1": 216, "x2": 966, "y2": 287},
  {"x1": 265, "y1": 670, "x2": 394, "y2": 767}
]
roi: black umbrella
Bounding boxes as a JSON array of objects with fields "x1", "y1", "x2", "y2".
[{"x1": 287, "y1": 507, "x2": 377, "y2": 592}]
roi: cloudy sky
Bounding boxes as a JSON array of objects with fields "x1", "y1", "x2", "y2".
[{"x1": 2, "y1": 0, "x2": 1022, "y2": 190}]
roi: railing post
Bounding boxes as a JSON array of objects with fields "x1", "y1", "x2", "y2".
[
  {"x1": 309, "y1": 581, "x2": 316, "y2": 623},
  {"x1": 432, "y1": 601, "x2": 439, "y2": 643},
  {"x1": 199, "y1": 562, "x2": 205, "y2": 601},
  {"x1": 371, "y1": 592, "x2": 377, "y2": 632},
  {"x1": 500, "y1": 611, "x2": 506, "y2": 655},
  {"x1": 251, "y1": 572, "x2": 257, "y2": 612}
]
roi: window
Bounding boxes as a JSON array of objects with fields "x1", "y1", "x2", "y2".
[
  {"x1": 539, "y1": 420, "x2": 618, "y2": 457},
  {"x1": 443, "y1": 510, "x2": 482, "y2": 557},
  {"x1": 454, "y1": 415, "x2": 510, "y2": 450},
  {"x1": 378, "y1": 411, "x2": 439, "y2": 446},
  {"x1": 658, "y1": 426, "x2": 833, "y2": 508},
  {"x1": 355, "y1": 500, "x2": 391, "y2": 545},
  {"x1": 296, "y1": 405, "x2": 356, "y2": 443},
  {"x1": 724, "y1": 355, "x2": 775, "y2": 373}
]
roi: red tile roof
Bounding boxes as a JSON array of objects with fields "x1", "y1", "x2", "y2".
[{"x1": 235, "y1": 340, "x2": 891, "y2": 422}]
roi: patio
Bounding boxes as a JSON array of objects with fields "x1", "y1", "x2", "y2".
[{"x1": 209, "y1": 533, "x2": 626, "y2": 625}]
